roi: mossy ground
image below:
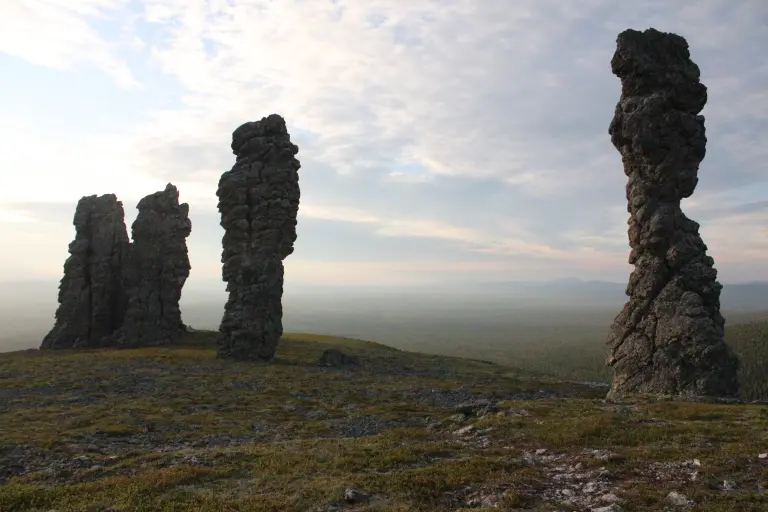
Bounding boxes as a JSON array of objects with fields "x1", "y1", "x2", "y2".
[{"x1": 0, "y1": 332, "x2": 766, "y2": 511}]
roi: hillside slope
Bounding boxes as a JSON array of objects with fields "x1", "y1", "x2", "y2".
[
  {"x1": 442, "y1": 319, "x2": 768, "y2": 404},
  {"x1": 0, "y1": 332, "x2": 767, "y2": 511}
]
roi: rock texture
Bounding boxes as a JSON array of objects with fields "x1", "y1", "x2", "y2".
[
  {"x1": 216, "y1": 114, "x2": 301, "y2": 361},
  {"x1": 605, "y1": 28, "x2": 739, "y2": 398},
  {"x1": 41, "y1": 195, "x2": 129, "y2": 349},
  {"x1": 112, "y1": 183, "x2": 192, "y2": 347}
]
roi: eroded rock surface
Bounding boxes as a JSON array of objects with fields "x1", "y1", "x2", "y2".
[
  {"x1": 605, "y1": 28, "x2": 739, "y2": 398},
  {"x1": 112, "y1": 183, "x2": 191, "y2": 347},
  {"x1": 41, "y1": 195, "x2": 129, "y2": 349},
  {"x1": 216, "y1": 114, "x2": 300, "y2": 360}
]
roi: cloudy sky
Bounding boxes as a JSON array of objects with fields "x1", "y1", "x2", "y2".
[{"x1": 0, "y1": 0, "x2": 766, "y2": 289}]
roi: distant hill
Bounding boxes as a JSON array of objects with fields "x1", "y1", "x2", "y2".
[{"x1": 475, "y1": 279, "x2": 768, "y2": 310}]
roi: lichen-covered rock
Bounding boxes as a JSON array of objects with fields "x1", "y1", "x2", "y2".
[
  {"x1": 112, "y1": 183, "x2": 191, "y2": 347},
  {"x1": 41, "y1": 195, "x2": 129, "y2": 349},
  {"x1": 605, "y1": 28, "x2": 739, "y2": 398},
  {"x1": 216, "y1": 114, "x2": 300, "y2": 360}
]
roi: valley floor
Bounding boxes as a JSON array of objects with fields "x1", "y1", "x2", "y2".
[{"x1": 0, "y1": 332, "x2": 766, "y2": 511}]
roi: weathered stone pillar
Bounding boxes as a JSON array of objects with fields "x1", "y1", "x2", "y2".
[
  {"x1": 112, "y1": 183, "x2": 192, "y2": 347},
  {"x1": 41, "y1": 194, "x2": 129, "y2": 349},
  {"x1": 216, "y1": 114, "x2": 300, "y2": 360},
  {"x1": 606, "y1": 28, "x2": 739, "y2": 399}
]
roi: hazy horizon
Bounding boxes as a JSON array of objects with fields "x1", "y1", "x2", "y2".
[{"x1": 4, "y1": 277, "x2": 768, "y2": 355}]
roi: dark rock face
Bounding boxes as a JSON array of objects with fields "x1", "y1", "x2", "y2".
[
  {"x1": 216, "y1": 114, "x2": 300, "y2": 361},
  {"x1": 317, "y1": 349, "x2": 360, "y2": 367},
  {"x1": 41, "y1": 195, "x2": 129, "y2": 349},
  {"x1": 605, "y1": 28, "x2": 739, "y2": 399},
  {"x1": 112, "y1": 183, "x2": 192, "y2": 347}
]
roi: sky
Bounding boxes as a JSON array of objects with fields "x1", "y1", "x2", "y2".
[{"x1": 0, "y1": 0, "x2": 766, "y2": 289}]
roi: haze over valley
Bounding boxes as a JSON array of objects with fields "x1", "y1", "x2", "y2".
[{"x1": 4, "y1": 278, "x2": 768, "y2": 368}]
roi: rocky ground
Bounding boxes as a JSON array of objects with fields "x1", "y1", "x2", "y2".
[{"x1": 0, "y1": 331, "x2": 766, "y2": 511}]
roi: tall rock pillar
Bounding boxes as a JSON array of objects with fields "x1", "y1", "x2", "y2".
[
  {"x1": 112, "y1": 183, "x2": 192, "y2": 347},
  {"x1": 606, "y1": 28, "x2": 739, "y2": 399},
  {"x1": 216, "y1": 114, "x2": 300, "y2": 360},
  {"x1": 41, "y1": 194, "x2": 129, "y2": 349}
]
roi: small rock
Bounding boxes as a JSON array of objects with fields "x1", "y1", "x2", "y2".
[
  {"x1": 465, "y1": 490, "x2": 500, "y2": 508},
  {"x1": 72, "y1": 455, "x2": 94, "y2": 468},
  {"x1": 535, "y1": 448, "x2": 548, "y2": 455},
  {"x1": 456, "y1": 398, "x2": 490, "y2": 413},
  {"x1": 758, "y1": 453, "x2": 767, "y2": 459},
  {"x1": 592, "y1": 505, "x2": 623, "y2": 512},
  {"x1": 344, "y1": 488, "x2": 371, "y2": 503},
  {"x1": 666, "y1": 490, "x2": 694, "y2": 507},
  {"x1": 601, "y1": 493, "x2": 620, "y2": 503},
  {"x1": 426, "y1": 421, "x2": 442, "y2": 431},
  {"x1": 583, "y1": 481, "x2": 598, "y2": 493},
  {"x1": 453, "y1": 425, "x2": 475, "y2": 436},
  {"x1": 65, "y1": 444, "x2": 88, "y2": 454},
  {"x1": 317, "y1": 349, "x2": 359, "y2": 367},
  {"x1": 722, "y1": 480, "x2": 737, "y2": 491},
  {"x1": 596, "y1": 468, "x2": 612, "y2": 478},
  {"x1": 561, "y1": 489, "x2": 575, "y2": 497},
  {"x1": 43, "y1": 462, "x2": 64, "y2": 477},
  {"x1": 182, "y1": 454, "x2": 201, "y2": 465},
  {"x1": 455, "y1": 398, "x2": 498, "y2": 417}
]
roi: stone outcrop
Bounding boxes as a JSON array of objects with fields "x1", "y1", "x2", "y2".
[
  {"x1": 216, "y1": 114, "x2": 300, "y2": 361},
  {"x1": 605, "y1": 28, "x2": 739, "y2": 398},
  {"x1": 317, "y1": 349, "x2": 360, "y2": 367},
  {"x1": 111, "y1": 183, "x2": 192, "y2": 347},
  {"x1": 41, "y1": 194, "x2": 129, "y2": 349}
]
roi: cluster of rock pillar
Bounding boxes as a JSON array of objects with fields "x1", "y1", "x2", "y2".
[
  {"x1": 40, "y1": 32, "x2": 738, "y2": 399},
  {"x1": 41, "y1": 184, "x2": 191, "y2": 349},
  {"x1": 605, "y1": 28, "x2": 739, "y2": 399}
]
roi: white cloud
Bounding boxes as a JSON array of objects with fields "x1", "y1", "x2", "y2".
[
  {"x1": 300, "y1": 204, "x2": 380, "y2": 225},
  {"x1": 300, "y1": 200, "x2": 624, "y2": 266},
  {"x1": 0, "y1": 0, "x2": 141, "y2": 89}
]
